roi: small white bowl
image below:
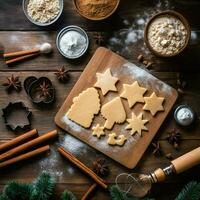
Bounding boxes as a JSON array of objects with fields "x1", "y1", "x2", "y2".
[
  {"x1": 56, "y1": 25, "x2": 89, "y2": 59},
  {"x1": 22, "y1": 0, "x2": 63, "y2": 26}
]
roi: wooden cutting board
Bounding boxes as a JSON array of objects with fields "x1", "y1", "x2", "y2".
[{"x1": 55, "y1": 47, "x2": 178, "y2": 169}]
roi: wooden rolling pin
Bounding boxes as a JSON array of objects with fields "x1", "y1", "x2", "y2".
[
  {"x1": 0, "y1": 129, "x2": 38, "y2": 152},
  {"x1": 152, "y1": 147, "x2": 200, "y2": 182},
  {"x1": 0, "y1": 130, "x2": 57, "y2": 162},
  {"x1": 0, "y1": 145, "x2": 50, "y2": 168}
]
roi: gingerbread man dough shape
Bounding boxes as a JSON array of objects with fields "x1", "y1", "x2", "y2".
[
  {"x1": 120, "y1": 81, "x2": 147, "y2": 108},
  {"x1": 101, "y1": 97, "x2": 126, "y2": 129},
  {"x1": 126, "y1": 113, "x2": 148, "y2": 136},
  {"x1": 94, "y1": 68, "x2": 119, "y2": 95},
  {"x1": 67, "y1": 87, "x2": 100, "y2": 128},
  {"x1": 107, "y1": 132, "x2": 127, "y2": 146},
  {"x1": 143, "y1": 92, "x2": 165, "y2": 116}
]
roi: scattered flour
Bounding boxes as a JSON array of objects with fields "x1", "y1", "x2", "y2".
[
  {"x1": 39, "y1": 148, "x2": 64, "y2": 178},
  {"x1": 107, "y1": 0, "x2": 173, "y2": 58},
  {"x1": 62, "y1": 115, "x2": 84, "y2": 133},
  {"x1": 61, "y1": 133, "x2": 88, "y2": 155},
  {"x1": 121, "y1": 62, "x2": 173, "y2": 95}
]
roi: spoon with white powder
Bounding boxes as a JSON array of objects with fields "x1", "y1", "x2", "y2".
[{"x1": 4, "y1": 43, "x2": 52, "y2": 65}]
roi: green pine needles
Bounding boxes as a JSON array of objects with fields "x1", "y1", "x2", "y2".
[
  {"x1": 0, "y1": 172, "x2": 199, "y2": 200},
  {"x1": 175, "y1": 181, "x2": 200, "y2": 200},
  {"x1": 0, "y1": 172, "x2": 56, "y2": 200},
  {"x1": 60, "y1": 190, "x2": 77, "y2": 200}
]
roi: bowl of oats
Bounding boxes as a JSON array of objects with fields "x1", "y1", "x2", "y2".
[
  {"x1": 144, "y1": 10, "x2": 190, "y2": 57},
  {"x1": 23, "y1": 0, "x2": 63, "y2": 26}
]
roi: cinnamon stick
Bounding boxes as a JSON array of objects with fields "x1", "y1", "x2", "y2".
[
  {"x1": 4, "y1": 48, "x2": 39, "y2": 58},
  {"x1": 58, "y1": 147, "x2": 107, "y2": 189},
  {"x1": 0, "y1": 130, "x2": 57, "y2": 162},
  {"x1": 5, "y1": 53, "x2": 39, "y2": 65},
  {"x1": 81, "y1": 183, "x2": 97, "y2": 200},
  {"x1": 0, "y1": 129, "x2": 38, "y2": 152},
  {"x1": 0, "y1": 145, "x2": 50, "y2": 168}
]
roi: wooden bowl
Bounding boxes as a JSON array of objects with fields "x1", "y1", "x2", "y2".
[
  {"x1": 73, "y1": 0, "x2": 120, "y2": 21},
  {"x1": 144, "y1": 10, "x2": 190, "y2": 57}
]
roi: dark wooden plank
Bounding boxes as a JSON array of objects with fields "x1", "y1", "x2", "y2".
[
  {"x1": 1, "y1": 31, "x2": 200, "y2": 72},
  {"x1": 1, "y1": 0, "x2": 200, "y2": 31}
]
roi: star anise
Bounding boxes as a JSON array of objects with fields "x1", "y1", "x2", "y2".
[
  {"x1": 92, "y1": 159, "x2": 109, "y2": 177},
  {"x1": 166, "y1": 128, "x2": 181, "y2": 149},
  {"x1": 54, "y1": 66, "x2": 70, "y2": 82},
  {"x1": 93, "y1": 33, "x2": 106, "y2": 46},
  {"x1": 152, "y1": 141, "x2": 162, "y2": 156},
  {"x1": 38, "y1": 81, "x2": 51, "y2": 98},
  {"x1": 2, "y1": 74, "x2": 21, "y2": 92}
]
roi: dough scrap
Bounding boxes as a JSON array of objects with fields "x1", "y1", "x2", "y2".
[
  {"x1": 107, "y1": 132, "x2": 127, "y2": 146},
  {"x1": 126, "y1": 113, "x2": 148, "y2": 136},
  {"x1": 101, "y1": 97, "x2": 126, "y2": 129},
  {"x1": 92, "y1": 124, "x2": 105, "y2": 138},
  {"x1": 94, "y1": 68, "x2": 119, "y2": 95},
  {"x1": 67, "y1": 87, "x2": 100, "y2": 128},
  {"x1": 120, "y1": 81, "x2": 147, "y2": 108},
  {"x1": 143, "y1": 92, "x2": 165, "y2": 116}
]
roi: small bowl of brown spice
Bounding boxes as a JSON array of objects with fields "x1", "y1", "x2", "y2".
[
  {"x1": 74, "y1": 0, "x2": 120, "y2": 21},
  {"x1": 144, "y1": 10, "x2": 190, "y2": 57}
]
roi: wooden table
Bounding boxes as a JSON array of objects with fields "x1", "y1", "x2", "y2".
[{"x1": 0, "y1": 0, "x2": 200, "y2": 199}]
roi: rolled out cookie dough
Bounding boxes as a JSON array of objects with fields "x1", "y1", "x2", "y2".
[
  {"x1": 126, "y1": 113, "x2": 148, "y2": 136},
  {"x1": 94, "y1": 68, "x2": 119, "y2": 95},
  {"x1": 67, "y1": 87, "x2": 100, "y2": 128},
  {"x1": 107, "y1": 132, "x2": 127, "y2": 146},
  {"x1": 143, "y1": 92, "x2": 165, "y2": 116},
  {"x1": 120, "y1": 81, "x2": 147, "y2": 108},
  {"x1": 101, "y1": 97, "x2": 126, "y2": 129},
  {"x1": 92, "y1": 124, "x2": 105, "y2": 138}
]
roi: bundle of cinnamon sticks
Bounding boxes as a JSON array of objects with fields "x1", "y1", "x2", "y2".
[{"x1": 0, "y1": 129, "x2": 58, "y2": 169}]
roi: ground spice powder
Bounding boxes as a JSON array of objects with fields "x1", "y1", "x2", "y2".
[{"x1": 76, "y1": 0, "x2": 118, "y2": 19}]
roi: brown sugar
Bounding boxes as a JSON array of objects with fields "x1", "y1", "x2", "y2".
[{"x1": 76, "y1": 0, "x2": 118, "y2": 19}]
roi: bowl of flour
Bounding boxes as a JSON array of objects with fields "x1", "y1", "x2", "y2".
[
  {"x1": 23, "y1": 0, "x2": 63, "y2": 26},
  {"x1": 144, "y1": 10, "x2": 190, "y2": 57},
  {"x1": 56, "y1": 25, "x2": 89, "y2": 59}
]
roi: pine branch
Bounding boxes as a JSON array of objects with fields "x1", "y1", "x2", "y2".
[
  {"x1": 60, "y1": 190, "x2": 77, "y2": 200},
  {"x1": 3, "y1": 182, "x2": 32, "y2": 200},
  {"x1": 0, "y1": 193, "x2": 9, "y2": 200},
  {"x1": 109, "y1": 185, "x2": 155, "y2": 200},
  {"x1": 30, "y1": 172, "x2": 55, "y2": 200},
  {"x1": 175, "y1": 181, "x2": 200, "y2": 200}
]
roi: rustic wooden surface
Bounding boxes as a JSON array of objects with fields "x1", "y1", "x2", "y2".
[
  {"x1": 0, "y1": 0, "x2": 200, "y2": 199},
  {"x1": 55, "y1": 47, "x2": 178, "y2": 169}
]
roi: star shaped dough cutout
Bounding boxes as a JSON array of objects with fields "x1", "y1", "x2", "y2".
[
  {"x1": 92, "y1": 124, "x2": 105, "y2": 138},
  {"x1": 120, "y1": 81, "x2": 147, "y2": 108},
  {"x1": 126, "y1": 113, "x2": 148, "y2": 136},
  {"x1": 94, "y1": 68, "x2": 119, "y2": 95},
  {"x1": 143, "y1": 92, "x2": 165, "y2": 116}
]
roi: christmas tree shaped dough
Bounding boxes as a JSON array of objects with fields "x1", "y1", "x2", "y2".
[
  {"x1": 67, "y1": 87, "x2": 100, "y2": 128},
  {"x1": 101, "y1": 97, "x2": 126, "y2": 129},
  {"x1": 126, "y1": 113, "x2": 148, "y2": 136},
  {"x1": 92, "y1": 124, "x2": 105, "y2": 138},
  {"x1": 120, "y1": 81, "x2": 147, "y2": 108},
  {"x1": 107, "y1": 132, "x2": 127, "y2": 146},
  {"x1": 143, "y1": 92, "x2": 165, "y2": 116},
  {"x1": 94, "y1": 68, "x2": 118, "y2": 95}
]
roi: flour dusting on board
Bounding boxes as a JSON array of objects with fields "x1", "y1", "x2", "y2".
[
  {"x1": 39, "y1": 148, "x2": 64, "y2": 177},
  {"x1": 114, "y1": 62, "x2": 173, "y2": 95},
  {"x1": 62, "y1": 115, "x2": 88, "y2": 133}
]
